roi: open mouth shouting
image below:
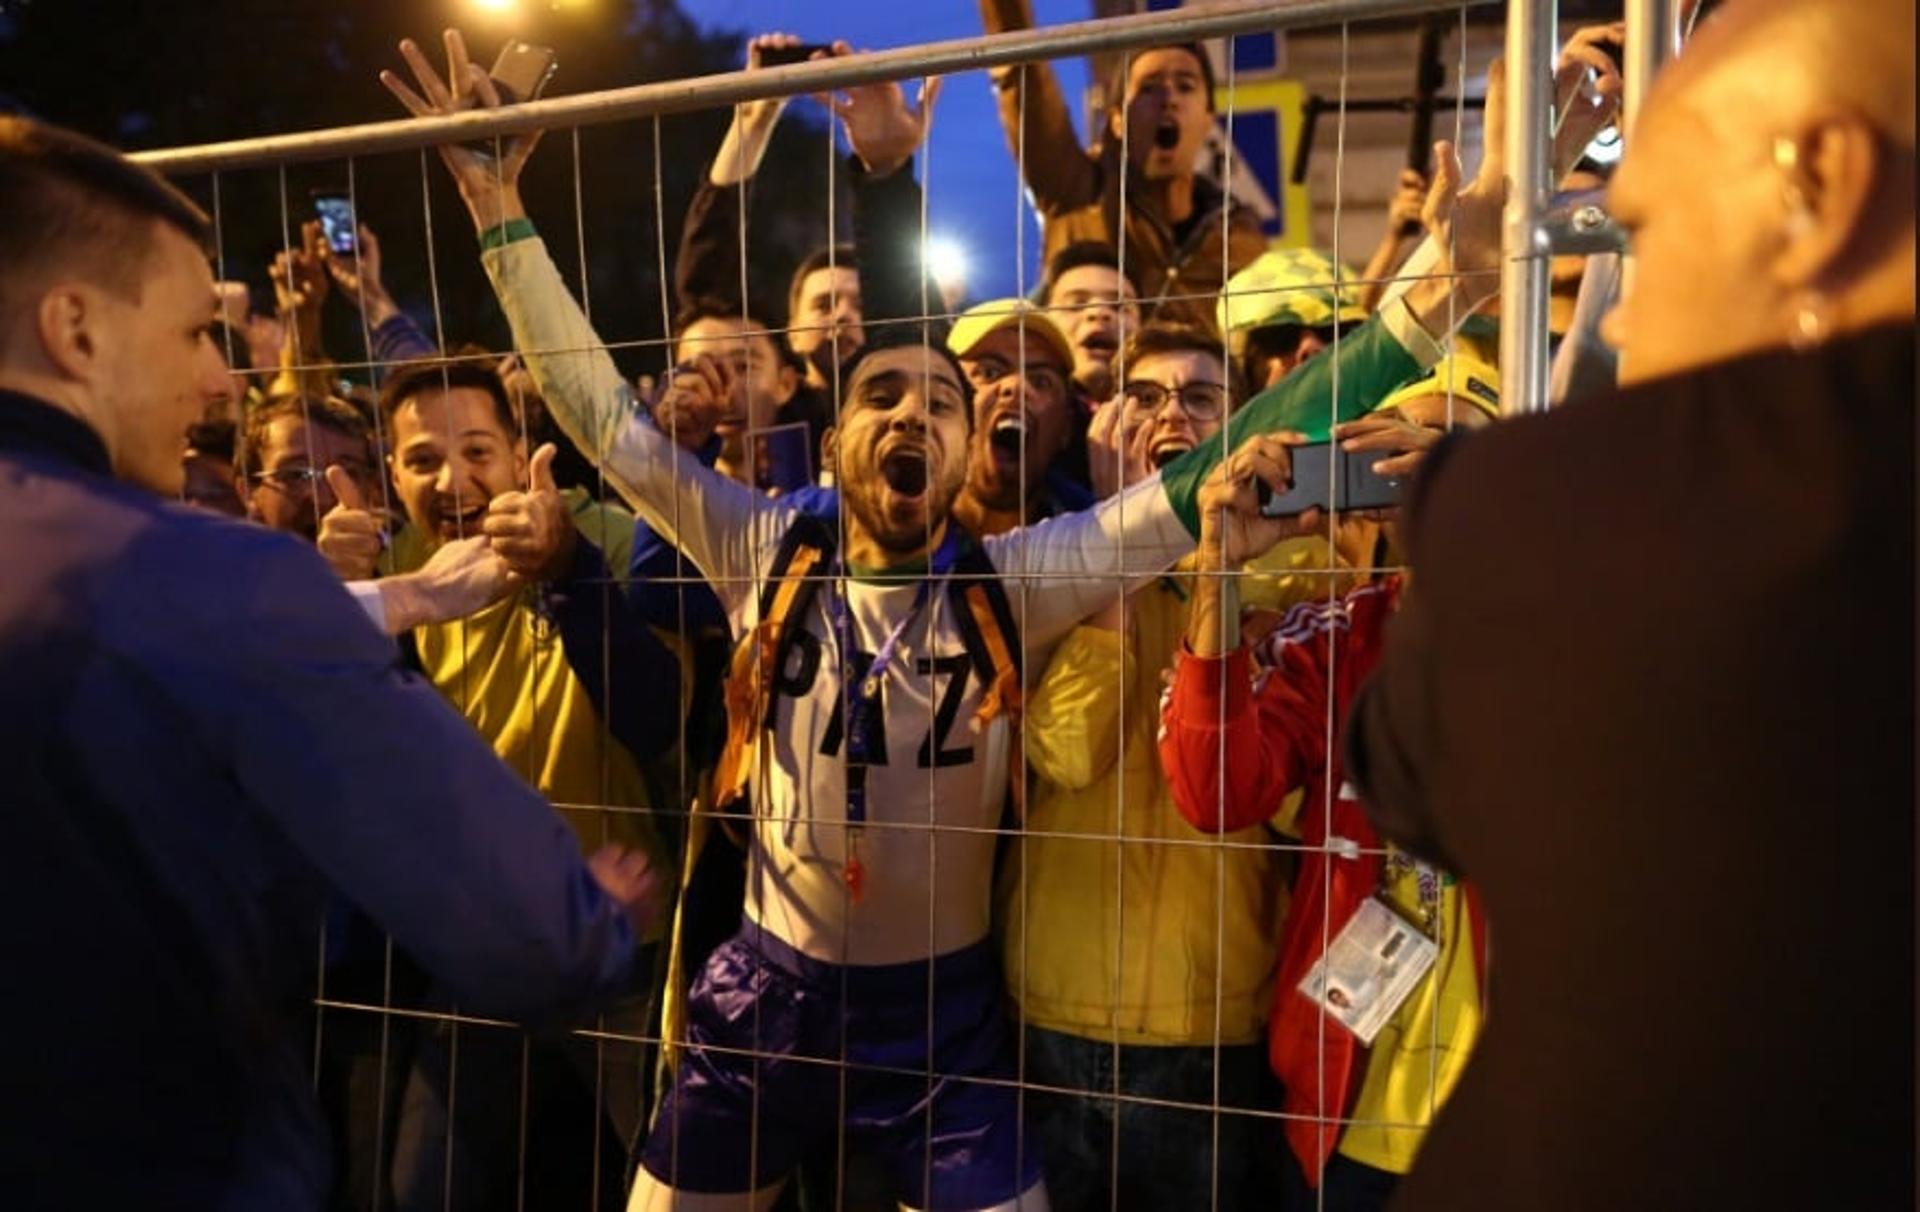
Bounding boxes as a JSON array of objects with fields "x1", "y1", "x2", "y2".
[
  {"x1": 1078, "y1": 330, "x2": 1119, "y2": 363},
  {"x1": 1149, "y1": 436, "x2": 1194, "y2": 470},
  {"x1": 879, "y1": 442, "x2": 931, "y2": 501},
  {"x1": 986, "y1": 410, "x2": 1031, "y2": 478},
  {"x1": 1152, "y1": 118, "x2": 1182, "y2": 151}
]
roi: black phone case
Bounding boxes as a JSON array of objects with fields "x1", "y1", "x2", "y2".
[{"x1": 1259, "y1": 441, "x2": 1403, "y2": 516}]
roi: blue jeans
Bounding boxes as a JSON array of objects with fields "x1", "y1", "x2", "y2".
[{"x1": 1021, "y1": 1026, "x2": 1279, "y2": 1212}]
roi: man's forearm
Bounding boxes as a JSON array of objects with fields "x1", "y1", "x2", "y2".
[
  {"x1": 464, "y1": 183, "x2": 529, "y2": 236},
  {"x1": 1186, "y1": 557, "x2": 1239, "y2": 659},
  {"x1": 710, "y1": 102, "x2": 784, "y2": 187},
  {"x1": 482, "y1": 230, "x2": 781, "y2": 608}
]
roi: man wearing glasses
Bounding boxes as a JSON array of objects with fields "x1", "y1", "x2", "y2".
[
  {"x1": 947, "y1": 299, "x2": 1093, "y2": 539},
  {"x1": 999, "y1": 321, "x2": 1289, "y2": 1212},
  {"x1": 235, "y1": 392, "x2": 380, "y2": 569}
]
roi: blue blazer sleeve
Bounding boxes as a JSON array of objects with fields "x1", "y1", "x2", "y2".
[{"x1": 121, "y1": 526, "x2": 639, "y2": 1019}]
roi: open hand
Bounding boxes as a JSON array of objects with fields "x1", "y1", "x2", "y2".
[
  {"x1": 381, "y1": 28, "x2": 545, "y2": 232},
  {"x1": 482, "y1": 443, "x2": 574, "y2": 581},
  {"x1": 316, "y1": 465, "x2": 387, "y2": 581},
  {"x1": 812, "y1": 40, "x2": 942, "y2": 177}
]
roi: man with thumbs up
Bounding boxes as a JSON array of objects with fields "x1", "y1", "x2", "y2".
[{"x1": 348, "y1": 356, "x2": 681, "y2": 1209}]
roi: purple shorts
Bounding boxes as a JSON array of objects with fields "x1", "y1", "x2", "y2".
[{"x1": 640, "y1": 924, "x2": 1042, "y2": 1210}]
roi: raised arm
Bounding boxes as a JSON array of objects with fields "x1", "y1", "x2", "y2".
[
  {"x1": 381, "y1": 30, "x2": 789, "y2": 609},
  {"x1": 979, "y1": 0, "x2": 1102, "y2": 213},
  {"x1": 1161, "y1": 442, "x2": 1328, "y2": 831},
  {"x1": 677, "y1": 34, "x2": 803, "y2": 310},
  {"x1": 814, "y1": 41, "x2": 943, "y2": 333},
  {"x1": 321, "y1": 222, "x2": 439, "y2": 364},
  {"x1": 266, "y1": 221, "x2": 338, "y2": 398},
  {"x1": 1159, "y1": 122, "x2": 1509, "y2": 533}
]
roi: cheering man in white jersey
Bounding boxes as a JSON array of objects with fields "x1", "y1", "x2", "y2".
[{"x1": 385, "y1": 28, "x2": 1498, "y2": 1212}]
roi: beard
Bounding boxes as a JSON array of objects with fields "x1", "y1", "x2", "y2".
[{"x1": 843, "y1": 453, "x2": 965, "y2": 555}]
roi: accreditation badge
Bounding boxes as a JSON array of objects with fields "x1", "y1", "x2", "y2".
[{"x1": 1296, "y1": 896, "x2": 1440, "y2": 1046}]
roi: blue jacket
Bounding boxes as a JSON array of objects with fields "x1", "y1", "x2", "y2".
[{"x1": 0, "y1": 392, "x2": 640, "y2": 1209}]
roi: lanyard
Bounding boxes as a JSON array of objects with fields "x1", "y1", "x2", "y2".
[{"x1": 826, "y1": 528, "x2": 963, "y2": 902}]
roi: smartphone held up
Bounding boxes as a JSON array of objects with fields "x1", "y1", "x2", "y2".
[
  {"x1": 1257, "y1": 441, "x2": 1403, "y2": 518},
  {"x1": 461, "y1": 39, "x2": 557, "y2": 158},
  {"x1": 310, "y1": 192, "x2": 357, "y2": 256}
]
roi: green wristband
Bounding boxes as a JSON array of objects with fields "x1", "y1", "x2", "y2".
[{"x1": 478, "y1": 216, "x2": 537, "y2": 252}]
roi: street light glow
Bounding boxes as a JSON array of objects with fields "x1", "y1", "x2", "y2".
[{"x1": 924, "y1": 235, "x2": 968, "y2": 302}]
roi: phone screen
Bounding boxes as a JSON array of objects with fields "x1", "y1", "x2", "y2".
[{"x1": 312, "y1": 195, "x2": 356, "y2": 256}]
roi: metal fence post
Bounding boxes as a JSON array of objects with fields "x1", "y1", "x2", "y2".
[{"x1": 1499, "y1": 0, "x2": 1557, "y2": 415}]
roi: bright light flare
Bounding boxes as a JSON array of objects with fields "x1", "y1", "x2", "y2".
[
  {"x1": 923, "y1": 235, "x2": 969, "y2": 300},
  {"x1": 470, "y1": 0, "x2": 518, "y2": 12}
]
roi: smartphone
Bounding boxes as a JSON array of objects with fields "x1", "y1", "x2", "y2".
[
  {"x1": 1258, "y1": 441, "x2": 1403, "y2": 517},
  {"x1": 310, "y1": 192, "x2": 356, "y2": 256},
  {"x1": 490, "y1": 40, "x2": 558, "y2": 105},
  {"x1": 759, "y1": 42, "x2": 834, "y2": 68},
  {"x1": 465, "y1": 41, "x2": 557, "y2": 158}
]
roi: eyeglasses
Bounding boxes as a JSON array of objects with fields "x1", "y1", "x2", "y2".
[
  {"x1": 249, "y1": 463, "x2": 374, "y2": 495},
  {"x1": 1120, "y1": 380, "x2": 1229, "y2": 422}
]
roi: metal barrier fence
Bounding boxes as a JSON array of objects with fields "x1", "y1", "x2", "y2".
[{"x1": 119, "y1": 2, "x2": 1667, "y2": 1208}]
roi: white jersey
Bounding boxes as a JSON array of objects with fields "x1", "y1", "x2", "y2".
[{"x1": 489, "y1": 237, "x2": 1201, "y2": 964}]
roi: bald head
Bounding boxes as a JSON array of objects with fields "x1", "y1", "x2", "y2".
[{"x1": 1603, "y1": 0, "x2": 1915, "y2": 384}]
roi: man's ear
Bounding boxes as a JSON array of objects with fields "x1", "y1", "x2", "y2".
[
  {"x1": 774, "y1": 362, "x2": 800, "y2": 407},
  {"x1": 35, "y1": 284, "x2": 103, "y2": 383},
  {"x1": 510, "y1": 435, "x2": 530, "y2": 484},
  {"x1": 1771, "y1": 114, "x2": 1881, "y2": 293}
]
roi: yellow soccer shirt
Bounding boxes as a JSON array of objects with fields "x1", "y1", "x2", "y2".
[{"x1": 385, "y1": 492, "x2": 662, "y2": 867}]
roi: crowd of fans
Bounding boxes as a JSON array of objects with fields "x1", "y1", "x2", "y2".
[
  {"x1": 159, "y1": 11, "x2": 1637, "y2": 1211},
  {"x1": 28, "y1": 0, "x2": 1909, "y2": 1208}
]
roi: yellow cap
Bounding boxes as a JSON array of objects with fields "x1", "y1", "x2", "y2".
[
  {"x1": 1217, "y1": 247, "x2": 1369, "y2": 340},
  {"x1": 946, "y1": 298, "x2": 1076, "y2": 371},
  {"x1": 1373, "y1": 354, "x2": 1502, "y2": 420}
]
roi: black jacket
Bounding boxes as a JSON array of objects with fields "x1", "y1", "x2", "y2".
[{"x1": 1347, "y1": 323, "x2": 1916, "y2": 1209}]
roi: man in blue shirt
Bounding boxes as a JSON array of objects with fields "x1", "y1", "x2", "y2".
[{"x1": 0, "y1": 116, "x2": 662, "y2": 1209}]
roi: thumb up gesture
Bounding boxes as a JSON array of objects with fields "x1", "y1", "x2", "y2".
[
  {"x1": 317, "y1": 464, "x2": 386, "y2": 582},
  {"x1": 483, "y1": 443, "x2": 576, "y2": 582}
]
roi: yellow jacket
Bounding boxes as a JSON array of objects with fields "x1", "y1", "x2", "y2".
[{"x1": 997, "y1": 568, "x2": 1288, "y2": 1046}]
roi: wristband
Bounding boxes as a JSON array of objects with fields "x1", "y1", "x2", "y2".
[{"x1": 478, "y1": 216, "x2": 538, "y2": 252}]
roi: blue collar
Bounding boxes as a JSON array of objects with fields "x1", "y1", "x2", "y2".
[{"x1": 0, "y1": 390, "x2": 112, "y2": 477}]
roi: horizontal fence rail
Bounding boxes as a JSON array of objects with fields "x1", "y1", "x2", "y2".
[{"x1": 129, "y1": 0, "x2": 1493, "y2": 175}]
